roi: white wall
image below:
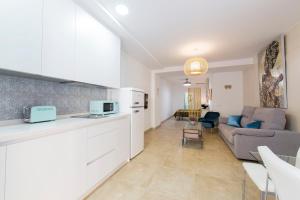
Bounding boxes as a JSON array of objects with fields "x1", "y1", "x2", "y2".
[
  {"x1": 285, "y1": 23, "x2": 300, "y2": 131},
  {"x1": 159, "y1": 78, "x2": 173, "y2": 122},
  {"x1": 120, "y1": 51, "x2": 151, "y2": 130},
  {"x1": 151, "y1": 74, "x2": 174, "y2": 127},
  {"x1": 241, "y1": 23, "x2": 300, "y2": 131},
  {"x1": 152, "y1": 74, "x2": 161, "y2": 127},
  {"x1": 243, "y1": 62, "x2": 260, "y2": 107},
  {"x1": 210, "y1": 71, "x2": 244, "y2": 116},
  {"x1": 171, "y1": 85, "x2": 187, "y2": 114}
]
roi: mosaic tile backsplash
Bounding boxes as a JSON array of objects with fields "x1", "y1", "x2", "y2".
[{"x1": 0, "y1": 74, "x2": 107, "y2": 121}]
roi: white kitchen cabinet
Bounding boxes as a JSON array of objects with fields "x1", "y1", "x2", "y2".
[
  {"x1": 0, "y1": 0, "x2": 43, "y2": 74},
  {"x1": 76, "y1": 5, "x2": 121, "y2": 88},
  {"x1": 5, "y1": 129, "x2": 87, "y2": 200},
  {"x1": 0, "y1": 146, "x2": 6, "y2": 200},
  {"x1": 131, "y1": 107, "x2": 145, "y2": 158},
  {"x1": 86, "y1": 117, "x2": 130, "y2": 189},
  {"x1": 116, "y1": 117, "x2": 131, "y2": 165},
  {"x1": 87, "y1": 147, "x2": 118, "y2": 190},
  {"x1": 42, "y1": 0, "x2": 76, "y2": 80},
  {"x1": 0, "y1": 1, "x2": 121, "y2": 88},
  {"x1": 2, "y1": 116, "x2": 130, "y2": 200}
]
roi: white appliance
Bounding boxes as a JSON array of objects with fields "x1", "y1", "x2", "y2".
[{"x1": 118, "y1": 88, "x2": 145, "y2": 159}]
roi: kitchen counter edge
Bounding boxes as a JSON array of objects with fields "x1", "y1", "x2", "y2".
[{"x1": 0, "y1": 113, "x2": 130, "y2": 146}]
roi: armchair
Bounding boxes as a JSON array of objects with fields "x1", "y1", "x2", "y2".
[{"x1": 199, "y1": 112, "x2": 220, "y2": 133}]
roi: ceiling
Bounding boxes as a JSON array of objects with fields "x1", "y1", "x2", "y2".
[
  {"x1": 92, "y1": 0, "x2": 300, "y2": 68},
  {"x1": 159, "y1": 71, "x2": 208, "y2": 86},
  {"x1": 158, "y1": 64, "x2": 253, "y2": 86}
]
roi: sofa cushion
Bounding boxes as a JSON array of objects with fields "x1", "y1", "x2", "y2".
[
  {"x1": 219, "y1": 124, "x2": 236, "y2": 144},
  {"x1": 227, "y1": 115, "x2": 242, "y2": 127},
  {"x1": 245, "y1": 121, "x2": 262, "y2": 129},
  {"x1": 240, "y1": 106, "x2": 256, "y2": 128},
  {"x1": 252, "y1": 108, "x2": 286, "y2": 130}
]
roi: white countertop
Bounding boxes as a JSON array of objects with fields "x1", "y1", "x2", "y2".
[{"x1": 0, "y1": 113, "x2": 130, "y2": 146}]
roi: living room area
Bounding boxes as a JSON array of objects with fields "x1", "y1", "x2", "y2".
[{"x1": 146, "y1": 14, "x2": 300, "y2": 200}]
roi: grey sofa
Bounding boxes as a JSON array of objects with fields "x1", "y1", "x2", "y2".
[{"x1": 219, "y1": 106, "x2": 300, "y2": 160}]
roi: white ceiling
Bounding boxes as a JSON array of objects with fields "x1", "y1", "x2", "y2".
[
  {"x1": 92, "y1": 0, "x2": 300, "y2": 68},
  {"x1": 158, "y1": 64, "x2": 253, "y2": 85},
  {"x1": 159, "y1": 71, "x2": 208, "y2": 85}
]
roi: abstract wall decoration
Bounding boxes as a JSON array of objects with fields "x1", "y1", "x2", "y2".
[{"x1": 258, "y1": 35, "x2": 287, "y2": 108}]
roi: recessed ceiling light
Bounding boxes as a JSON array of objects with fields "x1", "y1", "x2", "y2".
[{"x1": 115, "y1": 4, "x2": 129, "y2": 16}]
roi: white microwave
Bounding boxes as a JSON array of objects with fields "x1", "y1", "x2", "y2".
[{"x1": 89, "y1": 101, "x2": 119, "y2": 115}]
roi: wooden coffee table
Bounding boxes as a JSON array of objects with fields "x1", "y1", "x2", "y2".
[{"x1": 182, "y1": 122, "x2": 203, "y2": 148}]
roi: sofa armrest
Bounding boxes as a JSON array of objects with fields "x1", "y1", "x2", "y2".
[
  {"x1": 219, "y1": 117, "x2": 228, "y2": 124},
  {"x1": 233, "y1": 128, "x2": 275, "y2": 137},
  {"x1": 275, "y1": 130, "x2": 300, "y2": 135}
]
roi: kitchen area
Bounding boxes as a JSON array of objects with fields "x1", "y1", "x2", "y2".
[{"x1": 0, "y1": 0, "x2": 149, "y2": 200}]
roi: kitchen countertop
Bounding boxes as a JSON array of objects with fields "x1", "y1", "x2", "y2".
[{"x1": 0, "y1": 113, "x2": 130, "y2": 146}]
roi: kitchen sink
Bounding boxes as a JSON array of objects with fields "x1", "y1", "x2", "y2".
[{"x1": 71, "y1": 114, "x2": 109, "y2": 119}]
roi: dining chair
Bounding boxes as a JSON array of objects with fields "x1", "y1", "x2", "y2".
[
  {"x1": 296, "y1": 147, "x2": 300, "y2": 169},
  {"x1": 242, "y1": 162, "x2": 275, "y2": 200},
  {"x1": 258, "y1": 146, "x2": 300, "y2": 200}
]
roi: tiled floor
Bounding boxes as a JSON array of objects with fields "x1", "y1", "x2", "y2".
[{"x1": 86, "y1": 119, "x2": 273, "y2": 200}]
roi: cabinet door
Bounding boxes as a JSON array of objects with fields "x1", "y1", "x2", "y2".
[
  {"x1": 0, "y1": 146, "x2": 6, "y2": 200},
  {"x1": 86, "y1": 117, "x2": 130, "y2": 189},
  {"x1": 116, "y1": 116, "x2": 130, "y2": 165},
  {"x1": 0, "y1": 0, "x2": 42, "y2": 74},
  {"x1": 5, "y1": 129, "x2": 87, "y2": 200},
  {"x1": 42, "y1": 0, "x2": 76, "y2": 80},
  {"x1": 76, "y1": 5, "x2": 121, "y2": 88},
  {"x1": 131, "y1": 108, "x2": 145, "y2": 158},
  {"x1": 86, "y1": 121, "x2": 119, "y2": 189}
]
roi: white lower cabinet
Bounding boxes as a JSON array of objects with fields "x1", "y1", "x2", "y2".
[
  {"x1": 0, "y1": 146, "x2": 6, "y2": 200},
  {"x1": 3, "y1": 116, "x2": 130, "y2": 200},
  {"x1": 86, "y1": 118, "x2": 130, "y2": 189},
  {"x1": 5, "y1": 129, "x2": 87, "y2": 200},
  {"x1": 87, "y1": 149, "x2": 117, "y2": 189}
]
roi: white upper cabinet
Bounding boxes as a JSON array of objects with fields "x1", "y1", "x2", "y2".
[
  {"x1": 42, "y1": 0, "x2": 76, "y2": 80},
  {"x1": 0, "y1": 0, "x2": 121, "y2": 88},
  {"x1": 0, "y1": 0, "x2": 43, "y2": 74},
  {"x1": 76, "y1": 5, "x2": 121, "y2": 88}
]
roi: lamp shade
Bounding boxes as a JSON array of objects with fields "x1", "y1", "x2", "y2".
[{"x1": 184, "y1": 57, "x2": 208, "y2": 76}]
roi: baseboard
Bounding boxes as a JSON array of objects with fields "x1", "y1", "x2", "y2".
[
  {"x1": 150, "y1": 115, "x2": 174, "y2": 130},
  {"x1": 154, "y1": 124, "x2": 161, "y2": 129},
  {"x1": 161, "y1": 115, "x2": 174, "y2": 124},
  {"x1": 144, "y1": 128, "x2": 153, "y2": 133}
]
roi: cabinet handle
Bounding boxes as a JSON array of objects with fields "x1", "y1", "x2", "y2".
[
  {"x1": 134, "y1": 102, "x2": 139, "y2": 105},
  {"x1": 87, "y1": 149, "x2": 115, "y2": 166},
  {"x1": 134, "y1": 110, "x2": 139, "y2": 113}
]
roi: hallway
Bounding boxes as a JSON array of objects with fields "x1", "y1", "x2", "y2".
[{"x1": 87, "y1": 119, "x2": 264, "y2": 200}]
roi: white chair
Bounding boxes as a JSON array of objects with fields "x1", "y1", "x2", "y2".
[
  {"x1": 242, "y1": 162, "x2": 275, "y2": 200},
  {"x1": 258, "y1": 146, "x2": 300, "y2": 200},
  {"x1": 296, "y1": 147, "x2": 300, "y2": 169}
]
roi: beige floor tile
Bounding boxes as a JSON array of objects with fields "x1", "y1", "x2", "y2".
[{"x1": 87, "y1": 179, "x2": 146, "y2": 200}]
